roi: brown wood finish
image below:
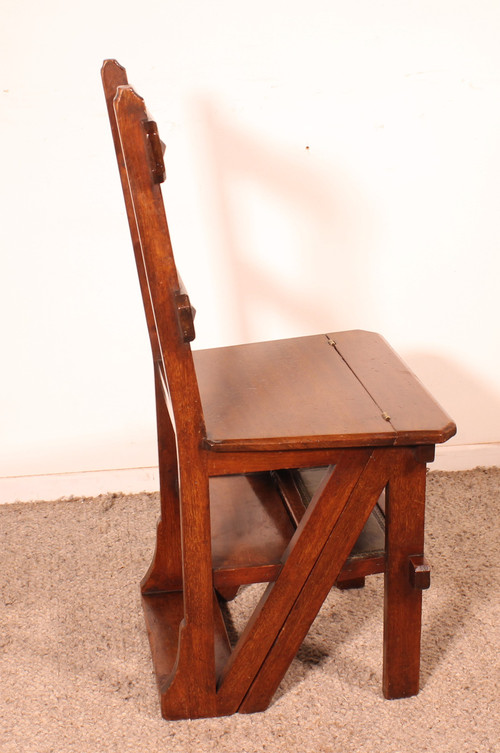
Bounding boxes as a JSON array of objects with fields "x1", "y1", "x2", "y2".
[
  {"x1": 216, "y1": 451, "x2": 373, "y2": 715},
  {"x1": 238, "y1": 448, "x2": 397, "y2": 713},
  {"x1": 101, "y1": 60, "x2": 457, "y2": 720},
  {"x1": 383, "y1": 450, "x2": 428, "y2": 698},
  {"x1": 194, "y1": 334, "x2": 456, "y2": 451}
]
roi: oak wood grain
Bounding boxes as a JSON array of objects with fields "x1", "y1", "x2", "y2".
[
  {"x1": 216, "y1": 451, "x2": 371, "y2": 715},
  {"x1": 194, "y1": 332, "x2": 456, "y2": 452},
  {"x1": 238, "y1": 448, "x2": 393, "y2": 713},
  {"x1": 102, "y1": 60, "x2": 456, "y2": 720}
]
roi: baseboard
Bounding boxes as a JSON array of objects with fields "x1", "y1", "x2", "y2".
[
  {"x1": 0, "y1": 444, "x2": 498, "y2": 504},
  {"x1": 433, "y1": 442, "x2": 500, "y2": 471},
  {"x1": 0, "y1": 467, "x2": 160, "y2": 505}
]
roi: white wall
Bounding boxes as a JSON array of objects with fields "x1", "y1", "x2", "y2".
[{"x1": 1, "y1": 1, "x2": 499, "y2": 499}]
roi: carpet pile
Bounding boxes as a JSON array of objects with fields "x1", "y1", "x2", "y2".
[{"x1": 1, "y1": 468, "x2": 498, "y2": 752}]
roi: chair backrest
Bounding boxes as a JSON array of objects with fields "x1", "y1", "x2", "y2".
[
  {"x1": 101, "y1": 60, "x2": 206, "y2": 449},
  {"x1": 101, "y1": 60, "x2": 160, "y2": 360}
]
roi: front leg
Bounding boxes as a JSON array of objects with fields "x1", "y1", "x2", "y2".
[{"x1": 383, "y1": 447, "x2": 429, "y2": 698}]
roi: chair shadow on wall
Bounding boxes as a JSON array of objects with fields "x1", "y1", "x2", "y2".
[{"x1": 194, "y1": 98, "x2": 380, "y2": 342}]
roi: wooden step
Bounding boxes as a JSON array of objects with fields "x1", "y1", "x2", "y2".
[{"x1": 209, "y1": 469, "x2": 386, "y2": 590}]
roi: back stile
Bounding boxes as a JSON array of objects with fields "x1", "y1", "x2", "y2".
[
  {"x1": 101, "y1": 60, "x2": 161, "y2": 361},
  {"x1": 112, "y1": 84, "x2": 202, "y2": 430},
  {"x1": 103, "y1": 62, "x2": 184, "y2": 596},
  {"x1": 113, "y1": 83, "x2": 216, "y2": 717}
]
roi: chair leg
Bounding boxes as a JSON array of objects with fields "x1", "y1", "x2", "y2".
[
  {"x1": 383, "y1": 448, "x2": 427, "y2": 699},
  {"x1": 142, "y1": 442, "x2": 219, "y2": 720},
  {"x1": 159, "y1": 458, "x2": 218, "y2": 720}
]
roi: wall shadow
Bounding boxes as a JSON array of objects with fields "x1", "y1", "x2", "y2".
[
  {"x1": 194, "y1": 98, "x2": 380, "y2": 343},
  {"x1": 186, "y1": 102, "x2": 500, "y2": 697}
]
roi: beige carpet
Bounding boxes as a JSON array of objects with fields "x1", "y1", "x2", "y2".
[{"x1": 1, "y1": 468, "x2": 498, "y2": 753}]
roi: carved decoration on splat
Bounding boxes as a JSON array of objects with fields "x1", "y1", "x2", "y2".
[
  {"x1": 144, "y1": 119, "x2": 166, "y2": 183},
  {"x1": 175, "y1": 291, "x2": 196, "y2": 343}
]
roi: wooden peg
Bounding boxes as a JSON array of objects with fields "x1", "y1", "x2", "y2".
[
  {"x1": 175, "y1": 292, "x2": 196, "y2": 342},
  {"x1": 409, "y1": 555, "x2": 431, "y2": 590}
]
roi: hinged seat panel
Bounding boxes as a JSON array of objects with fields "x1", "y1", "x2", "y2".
[
  {"x1": 331, "y1": 330, "x2": 456, "y2": 444},
  {"x1": 195, "y1": 331, "x2": 455, "y2": 452}
]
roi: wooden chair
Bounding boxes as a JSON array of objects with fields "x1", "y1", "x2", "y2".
[{"x1": 101, "y1": 59, "x2": 456, "y2": 720}]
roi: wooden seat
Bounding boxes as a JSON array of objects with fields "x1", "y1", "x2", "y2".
[
  {"x1": 101, "y1": 59, "x2": 456, "y2": 720},
  {"x1": 194, "y1": 332, "x2": 455, "y2": 453}
]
